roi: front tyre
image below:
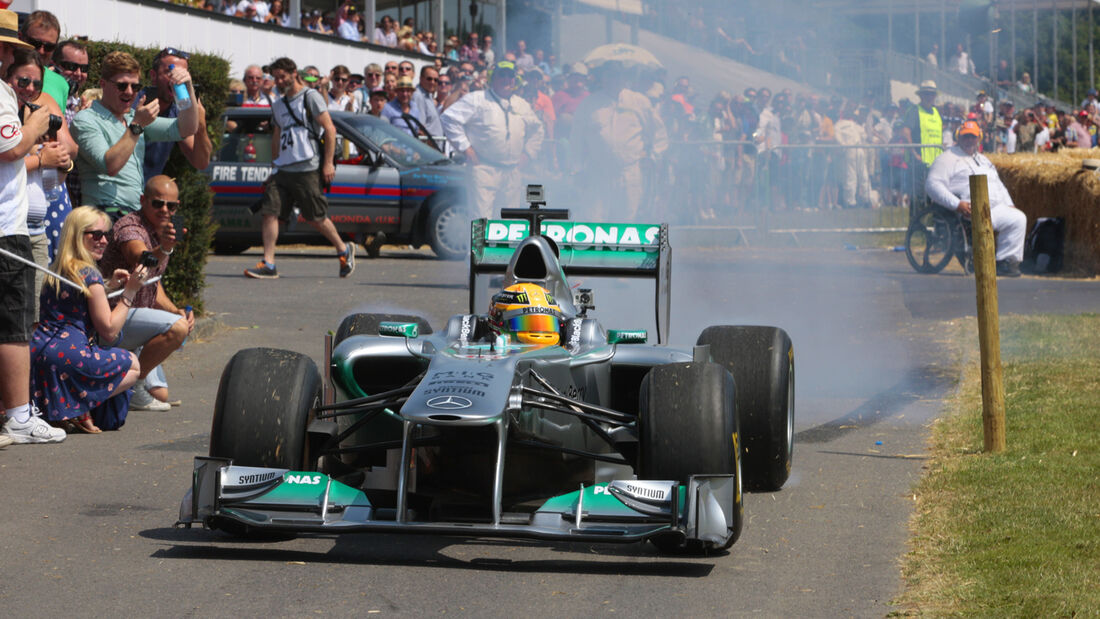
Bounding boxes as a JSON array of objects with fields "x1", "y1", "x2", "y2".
[
  {"x1": 698, "y1": 326, "x2": 794, "y2": 492},
  {"x1": 638, "y1": 362, "x2": 743, "y2": 553}
]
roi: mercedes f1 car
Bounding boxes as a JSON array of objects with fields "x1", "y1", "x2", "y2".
[{"x1": 177, "y1": 188, "x2": 795, "y2": 553}]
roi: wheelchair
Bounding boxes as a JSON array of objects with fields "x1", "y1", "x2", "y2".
[{"x1": 905, "y1": 203, "x2": 973, "y2": 274}]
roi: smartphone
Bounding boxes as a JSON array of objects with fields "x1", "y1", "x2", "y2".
[{"x1": 170, "y1": 214, "x2": 185, "y2": 243}]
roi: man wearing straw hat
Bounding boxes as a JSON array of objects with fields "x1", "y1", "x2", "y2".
[
  {"x1": 925, "y1": 120, "x2": 1026, "y2": 277},
  {"x1": 0, "y1": 7, "x2": 66, "y2": 444}
]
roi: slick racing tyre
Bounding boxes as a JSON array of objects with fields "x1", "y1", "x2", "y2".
[
  {"x1": 697, "y1": 326, "x2": 794, "y2": 492},
  {"x1": 209, "y1": 347, "x2": 321, "y2": 470},
  {"x1": 425, "y1": 198, "x2": 471, "y2": 261},
  {"x1": 333, "y1": 312, "x2": 434, "y2": 346},
  {"x1": 639, "y1": 362, "x2": 743, "y2": 553}
]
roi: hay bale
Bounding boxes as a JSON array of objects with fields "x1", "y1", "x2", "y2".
[{"x1": 989, "y1": 151, "x2": 1100, "y2": 274}]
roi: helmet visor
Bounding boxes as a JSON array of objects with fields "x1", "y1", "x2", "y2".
[{"x1": 504, "y1": 313, "x2": 560, "y2": 335}]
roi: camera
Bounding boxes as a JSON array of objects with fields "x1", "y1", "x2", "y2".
[
  {"x1": 140, "y1": 250, "x2": 159, "y2": 268},
  {"x1": 526, "y1": 184, "x2": 545, "y2": 205},
  {"x1": 21, "y1": 102, "x2": 63, "y2": 141}
]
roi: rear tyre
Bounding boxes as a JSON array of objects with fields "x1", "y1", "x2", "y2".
[
  {"x1": 906, "y1": 208, "x2": 955, "y2": 274},
  {"x1": 638, "y1": 362, "x2": 743, "y2": 553},
  {"x1": 334, "y1": 312, "x2": 434, "y2": 346},
  {"x1": 426, "y1": 198, "x2": 471, "y2": 261},
  {"x1": 698, "y1": 326, "x2": 794, "y2": 492},
  {"x1": 208, "y1": 348, "x2": 322, "y2": 540}
]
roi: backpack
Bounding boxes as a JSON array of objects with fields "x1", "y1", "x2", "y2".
[{"x1": 1024, "y1": 217, "x2": 1065, "y2": 273}]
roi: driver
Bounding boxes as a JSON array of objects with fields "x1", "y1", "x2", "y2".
[{"x1": 488, "y1": 283, "x2": 564, "y2": 346}]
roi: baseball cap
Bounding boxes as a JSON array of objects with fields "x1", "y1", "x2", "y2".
[{"x1": 958, "y1": 120, "x2": 982, "y2": 137}]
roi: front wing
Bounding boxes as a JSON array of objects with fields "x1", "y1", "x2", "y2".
[{"x1": 177, "y1": 458, "x2": 737, "y2": 546}]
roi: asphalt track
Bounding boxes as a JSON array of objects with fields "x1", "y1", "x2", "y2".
[{"x1": 2, "y1": 243, "x2": 1098, "y2": 617}]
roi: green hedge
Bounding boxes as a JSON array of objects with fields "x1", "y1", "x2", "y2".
[{"x1": 81, "y1": 40, "x2": 229, "y2": 314}]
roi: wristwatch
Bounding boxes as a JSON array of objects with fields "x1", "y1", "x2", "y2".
[{"x1": 128, "y1": 122, "x2": 144, "y2": 136}]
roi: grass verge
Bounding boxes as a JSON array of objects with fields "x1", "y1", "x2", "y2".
[{"x1": 894, "y1": 314, "x2": 1100, "y2": 617}]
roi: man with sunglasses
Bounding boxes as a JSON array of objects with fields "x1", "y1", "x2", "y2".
[
  {"x1": 71, "y1": 51, "x2": 200, "y2": 220},
  {"x1": 17, "y1": 10, "x2": 67, "y2": 113},
  {"x1": 98, "y1": 175, "x2": 193, "y2": 410},
  {"x1": 0, "y1": 8, "x2": 65, "y2": 445},
  {"x1": 412, "y1": 65, "x2": 443, "y2": 143},
  {"x1": 51, "y1": 40, "x2": 90, "y2": 123},
  {"x1": 141, "y1": 46, "x2": 212, "y2": 182}
]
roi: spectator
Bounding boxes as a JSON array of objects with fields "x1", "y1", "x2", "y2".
[
  {"x1": 31, "y1": 206, "x2": 144, "y2": 433},
  {"x1": 1014, "y1": 108, "x2": 1039, "y2": 153},
  {"x1": 242, "y1": 64, "x2": 271, "y2": 107},
  {"x1": 435, "y1": 71, "x2": 452, "y2": 108},
  {"x1": 534, "y1": 49, "x2": 550, "y2": 76},
  {"x1": 444, "y1": 35, "x2": 460, "y2": 61},
  {"x1": 384, "y1": 60, "x2": 398, "y2": 76},
  {"x1": 374, "y1": 15, "x2": 397, "y2": 47},
  {"x1": 925, "y1": 43, "x2": 938, "y2": 68},
  {"x1": 571, "y1": 61, "x2": 668, "y2": 220},
  {"x1": 899, "y1": 80, "x2": 942, "y2": 202},
  {"x1": 412, "y1": 65, "x2": 443, "y2": 139},
  {"x1": 1081, "y1": 88, "x2": 1099, "y2": 116},
  {"x1": 141, "y1": 47, "x2": 212, "y2": 182},
  {"x1": 383, "y1": 72, "x2": 397, "y2": 100},
  {"x1": 236, "y1": 0, "x2": 268, "y2": 22},
  {"x1": 834, "y1": 105, "x2": 872, "y2": 209},
  {"x1": 995, "y1": 59, "x2": 1012, "y2": 89},
  {"x1": 336, "y1": 3, "x2": 361, "y2": 41},
  {"x1": 4, "y1": 47, "x2": 74, "y2": 319},
  {"x1": 1067, "y1": 111, "x2": 1090, "y2": 149},
  {"x1": 51, "y1": 39, "x2": 90, "y2": 207},
  {"x1": 325, "y1": 64, "x2": 354, "y2": 112},
  {"x1": 381, "y1": 75, "x2": 423, "y2": 137},
  {"x1": 441, "y1": 60, "x2": 544, "y2": 218},
  {"x1": 363, "y1": 63, "x2": 383, "y2": 94},
  {"x1": 481, "y1": 34, "x2": 495, "y2": 67},
  {"x1": 551, "y1": 63, "x2": 589, "y2": 122},
  {"x1": 514, "y1": 40, "x2": 535, "y2": 71},
  {"x1": 97, "y1": 175, "x2": 193, "y2": 410},
  {"x1": 227, "y1": 78, "x2": 245, "y2": 104},
  {"x1": 948, "y1": 43, "x2": 975, "y2": 76},
  {"x1": 71, "y1": 51, "x2": 199, "y2": 220},
  {"x1": 523, "y1": 69, "x2": 555, "y2": 142},
  {"x1": 459, "y1": 32, "x2": 480, "y2": 63},
  {"x1": 244, "y1": 57, "x2": 355, "y2": 280},
  {"x1": 367, "y1": 88, "x2": 387, "y2": 117},
  {"x1": 261, "y1": 71, "x2": 276, "y2": 100},
  {"x1": 397, "y1": 61, "x2": 415, "y2": 80},
  {"x1": 17, "y1": 10, "x2": 67, "y2": 111},
  {"x1": 346, "y1": 73, "x2": 364, "y2": 111},
  {"x1": 925, "y1": 120, "x2": 1026, "y2": 276},
  {"x1": 1016, "y1": 72, "x2": 1034, "y2": 93},
  {"x1": 0, "y1": 11, "x2": 64, "y2": 446},
  {"x1": 264, "y1": 0, "x2": 290, "y2": 27}
]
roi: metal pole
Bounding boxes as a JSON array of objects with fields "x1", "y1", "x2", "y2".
[
  {"x1": 888, "y1": 0, "x2": 893, "y2": 56},
  {"x1": 969, "y1": 174, "x2": 1007, "y2": 454},
  {"x1": 915, "y1": 0, "x2": 920, "y2": 59},
  {"x1": 1054, "y1": 3, "x2": 1059, "y2": 100},
  {"x1": 1092, "y1": 0, "x2": 1096, "y2": 90},
  {"x1": 941, "y1": 0, "x2": 946, "y2": 67},
  {"x1": 1034, "y1": 0, "x2": 1039, "y2": 91},
  {"x1": 1073, "y1": 0, "x2": 1079, "y2": 105},
  {"x1": 1011, "y1": 1, "x2": 1016, "y2": 82}
]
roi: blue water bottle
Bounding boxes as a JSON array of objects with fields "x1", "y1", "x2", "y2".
[{"x1": 169, "y1": 64, "x2": 192, "y2": 111}]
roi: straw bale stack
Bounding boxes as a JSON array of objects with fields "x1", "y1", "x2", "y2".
[{"x1": 988, "y1": 151, "x2": 1100, "y2": 274}]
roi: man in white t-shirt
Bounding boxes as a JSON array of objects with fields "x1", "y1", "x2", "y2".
[
  {"x1": 244, "y1": 57, "x2": 354, "y2": 280},
  {"x1": 0, "y1": 11, "x2": 66, "y2": 445}
]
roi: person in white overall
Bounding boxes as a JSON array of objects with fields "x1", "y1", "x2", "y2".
[{"x1": 925, "y1": 119, "x2": 1027, "y2": 277}]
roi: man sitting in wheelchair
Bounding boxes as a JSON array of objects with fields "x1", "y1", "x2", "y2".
[{"x1": 925, "y1": 120, "x2": 1027, "y2": 277}]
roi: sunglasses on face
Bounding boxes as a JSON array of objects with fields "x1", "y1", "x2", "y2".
[
  {"x1": 113, "y1": 81, "x2": 141, "y2": 92},
  {"x1": 150, "y1": 199, "x2": 180, "y2": 212},
  {"x1": 56, "y1": 60, "x2": 90, "y2": 74},
  {"x1": 332, "y1": 76, "x2": 348, "y2": 82},
  {"x1": 15, "y1": 77, "x2": 43, "y2": 91},
  {"x1": 422, "y1": 76, "x2": 438, "y2": 82},
  {"x1": 25, "y1": 37, "x2": 56, "y2": 53},
  {"x1": 84, "y1": 229, "x2": 109, "y2": 241},
  {"x1": 439, "y1": 80, "x2": 451, "y2": 86},
  {"x1": 399, "y1": 66, "x2": 414, "y2": 73}
]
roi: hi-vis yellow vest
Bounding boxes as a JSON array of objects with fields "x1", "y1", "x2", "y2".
[{"x1": 917, "y1": 105, "x2": 943, "y2": 166}]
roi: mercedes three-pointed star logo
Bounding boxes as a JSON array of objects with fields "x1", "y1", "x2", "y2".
[{"x1": 426, "y1": 395, "x2": 473, "y2": 410}]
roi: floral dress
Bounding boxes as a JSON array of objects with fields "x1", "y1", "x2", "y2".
[{"x1": 31, "y1": 268, "x2": 133, "y2": 422}]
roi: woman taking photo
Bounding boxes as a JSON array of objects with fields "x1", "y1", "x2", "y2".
[
  {"x1": 30, "y1": 207, "x2": 146, "y2": 434},
  {"x1": 5, "y1": 47, "x2": 76, "y2": 315}
]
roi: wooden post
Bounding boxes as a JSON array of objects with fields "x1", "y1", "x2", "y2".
[{"x1": 969, "y1": 175, "x2": 1007, "y2": 453}]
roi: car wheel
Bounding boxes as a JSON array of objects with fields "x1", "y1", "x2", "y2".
[
  {"x1": 638, "y1": 362, "x2": 743, "y2": 553},
  {"x1": 426, "y1": 198, "x2": 470, "y2": 261},
  {"x1": 334, "y1": 312, "x2": 434, "y2": 346},
  {"x1": 209, "y1": 347, "x2": 321, "y2": 469},
  {"x1": 697, "y1": 326, "x2": 794, "y2": 492}
]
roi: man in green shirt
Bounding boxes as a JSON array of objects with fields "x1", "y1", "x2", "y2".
[
  {"x1": 17, "y1": 10, "x2": 67, "y2": 111},
  {"x1": 71, "y1": 51, "x2": 199, "y2": 219}
]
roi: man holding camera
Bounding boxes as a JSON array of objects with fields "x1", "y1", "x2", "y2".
[
  {"x1": 98, "y1": 175, "x2": 193, "y2": 410},
  {"x1": 71, "y1": 51, "x2": 199, "y2": 220}
]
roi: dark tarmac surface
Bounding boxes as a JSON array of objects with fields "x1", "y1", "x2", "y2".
[{"x1": 2, "y1": 244, "x2": 1098, "y2": 617}]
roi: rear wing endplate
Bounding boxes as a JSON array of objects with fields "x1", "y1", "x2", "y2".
[{"x1": 468, "y1": 218, "x2": 672, "y2": 344}]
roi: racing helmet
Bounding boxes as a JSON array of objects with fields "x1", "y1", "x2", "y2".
[{"x1": 489, "y1": 283, "x2": 564, "y2": 346}]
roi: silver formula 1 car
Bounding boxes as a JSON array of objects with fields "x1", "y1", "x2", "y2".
[{"x1": 178, "y1": 188, "x2": 795, "y2": 553}]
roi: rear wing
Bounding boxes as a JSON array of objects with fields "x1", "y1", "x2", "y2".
[{"x1": 468, "y1": 218, "x2": 672, "y2": 344}]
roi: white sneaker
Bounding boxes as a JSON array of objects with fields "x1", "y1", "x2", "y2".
[
  {"x1": 0, "y1": 433, "x2": 13, "y2": 448},
  {"x1": 2, "y1": 411, "x2": 66, "y2": 444},
  {"x1": 131, "y1": 397, "x2": 171, "y2": 412}
]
